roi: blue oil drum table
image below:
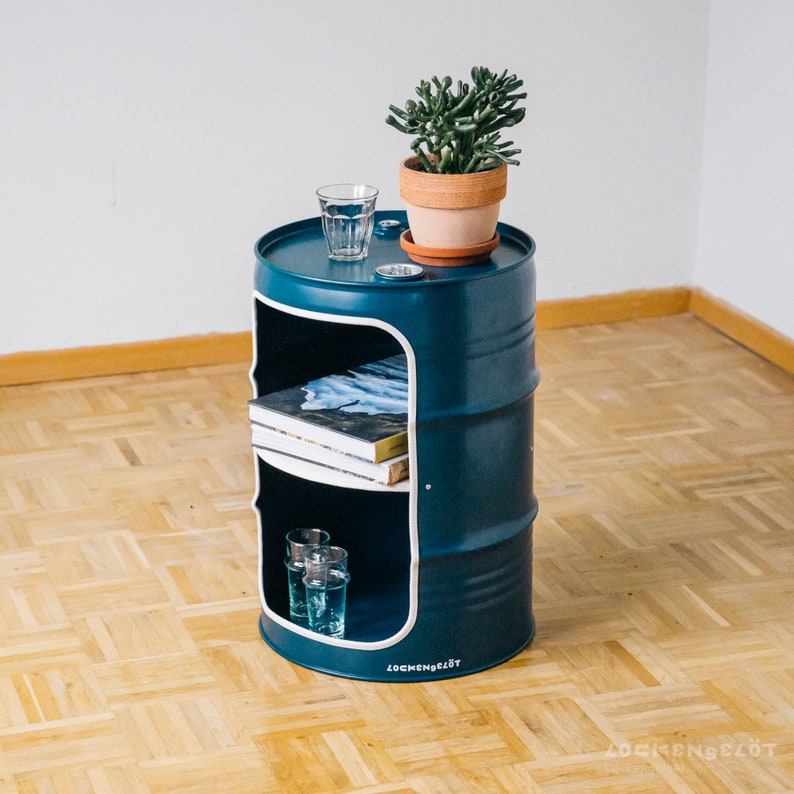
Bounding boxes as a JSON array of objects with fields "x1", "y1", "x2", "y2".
[{"x1": 251, "y1": 210, "x2": 539, "y2": 682}]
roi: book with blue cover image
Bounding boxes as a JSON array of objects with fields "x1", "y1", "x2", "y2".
[{"x1": 248, "y1": 354, "x2": 409, "y2": 464}]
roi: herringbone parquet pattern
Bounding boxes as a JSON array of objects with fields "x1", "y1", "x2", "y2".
[{"x1": 1, "y1": 315, "x2": 793, "y2": 793}]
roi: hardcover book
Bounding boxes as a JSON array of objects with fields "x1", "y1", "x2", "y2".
[
  {"x1": 250, "y1": 421, "x2": 409, "y2": 485},
  {"x1": 248, "y1": 354, "x2": 409, "y2": 463}
]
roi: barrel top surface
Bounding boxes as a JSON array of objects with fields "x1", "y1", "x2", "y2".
[{"x1": 254, "y1": 210, "x2": 535, "y2": 290}]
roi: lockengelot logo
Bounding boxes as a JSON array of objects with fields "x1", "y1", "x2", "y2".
[
  {"x1": 604, "y1": 740, "x2": 777, "y2": 774},
  {"x1": 606, "y1": 740, "x2": 777, "y2": 760},
  {"x1": 387, "y1": 659, "x2": 462, "y2": 674}
]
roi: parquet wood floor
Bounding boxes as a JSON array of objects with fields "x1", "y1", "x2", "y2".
[{"x1": 1, "y1": 314, "x2": 793, "y2": 793}]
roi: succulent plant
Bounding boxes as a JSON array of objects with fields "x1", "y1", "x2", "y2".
[{"x1": 386, "y1": 66, "x2": 527, "y2": 174}]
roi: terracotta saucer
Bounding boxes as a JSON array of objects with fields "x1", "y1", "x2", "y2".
[{"x1": 399, "y1": 230, "x2": 500, "y2": 267}]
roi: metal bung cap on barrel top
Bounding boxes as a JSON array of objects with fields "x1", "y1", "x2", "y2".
[
  {"x1": 374, "y1": 263, "x2": 425, "y2": 281},
  {"x1": 373, "y1": 218, "x2": 406, "y2": 238}
]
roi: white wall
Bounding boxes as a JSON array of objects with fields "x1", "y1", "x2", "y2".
[
  {"x1": 694, "y1": 0, "x2": 794, "y2": 341},
  {"x1": 1, "y1": 1, "x2": 712, "y2": 356}
]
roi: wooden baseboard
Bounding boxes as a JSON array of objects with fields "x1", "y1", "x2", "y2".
[
  {"x1": 0, "y1": 332, "x2": 252, "y2": 387},
  {"x1": 2, "y1": 288, "x2": 791, "y2": 386},
  {"x1": 535, "y1": 287, "x2": 691, "y2": 330},
  {"x1": 687, "y1": 288, "x2": 794, "y2": 374}
]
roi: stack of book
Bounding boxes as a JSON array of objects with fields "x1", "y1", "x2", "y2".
[{"x1": 248, "y1": 354, "x2": 409, "y2": 486}]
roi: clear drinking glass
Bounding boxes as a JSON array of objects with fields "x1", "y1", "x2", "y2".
[
  {"x1": 316, "y1": 184, "x2": 379, "y2": 261},
  {"x1": 284, "y1": 528, "x2": 330, "y2": 626},
  {"x1": 303, "y1": 545, "x2": 350, "y2": 639}
]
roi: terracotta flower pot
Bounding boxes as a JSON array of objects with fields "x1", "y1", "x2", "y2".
[{"x1": 399, "y1": 156, "x2": 508, "y2": 251}]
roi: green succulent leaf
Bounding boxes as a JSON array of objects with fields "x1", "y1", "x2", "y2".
[{"x1": 387, "y1": 66, "x2": 526, "y2": 173}]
